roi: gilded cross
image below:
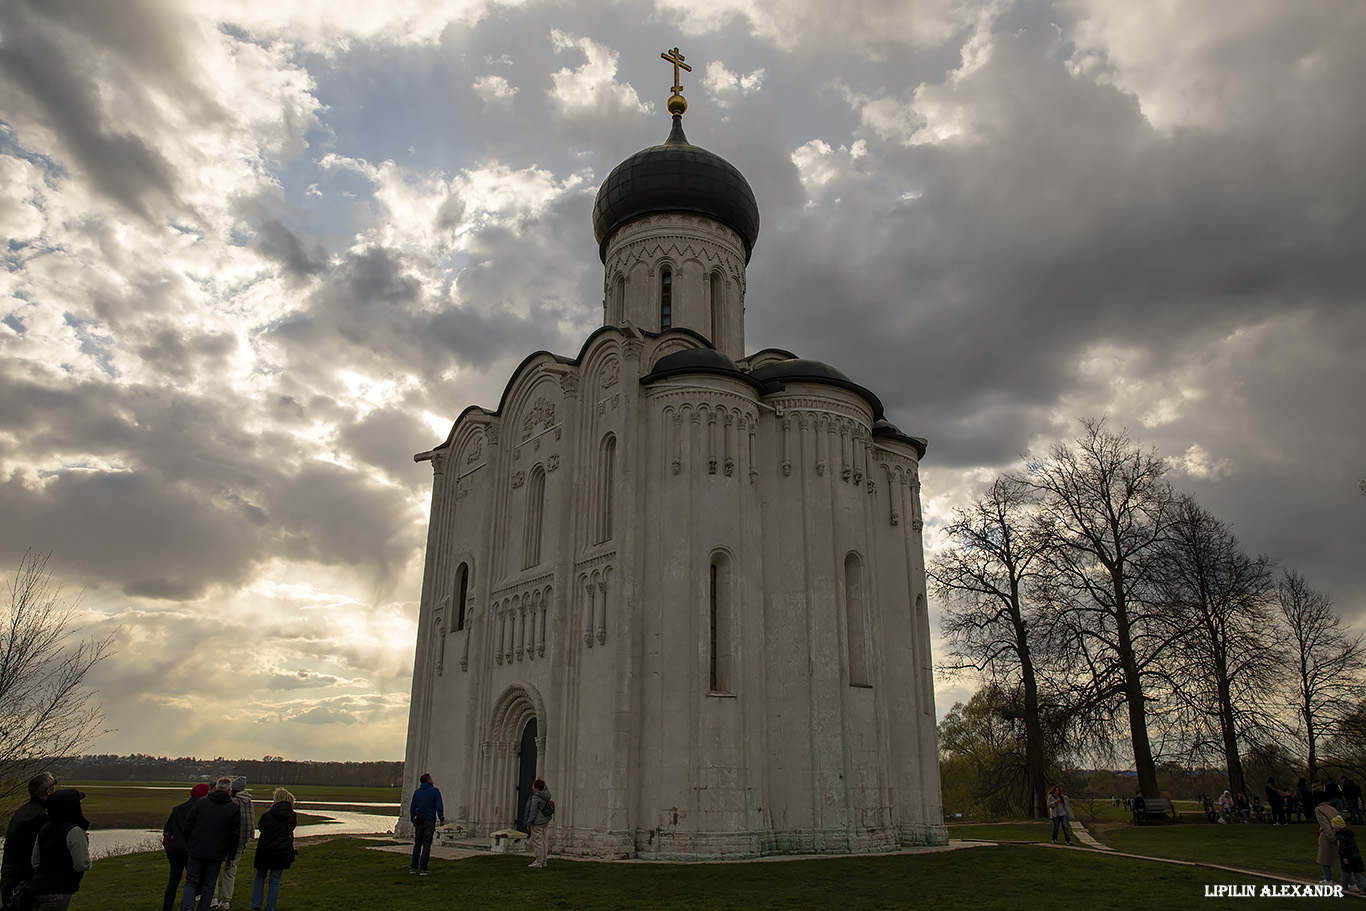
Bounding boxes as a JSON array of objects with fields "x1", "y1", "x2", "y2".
[{"x1": 661, "y1": 47, "x2": 691, "y2": 96}]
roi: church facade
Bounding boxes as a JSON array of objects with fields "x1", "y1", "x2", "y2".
[{"x1": 401, "y1": 73, "x2": 944, "y2": 859}]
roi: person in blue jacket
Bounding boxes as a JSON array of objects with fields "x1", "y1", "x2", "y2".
[{"x1": 408, "y1": 774, "x2": 444, "y2": 875}]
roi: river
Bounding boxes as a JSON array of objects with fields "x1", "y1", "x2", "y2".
[{"x1": 2, "y1": 804, "x2": 399, "y2": 860}]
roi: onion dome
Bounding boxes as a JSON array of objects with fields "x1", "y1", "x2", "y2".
[{"x1": 592, "y1": 115, "x2": 760, "y2": 264}]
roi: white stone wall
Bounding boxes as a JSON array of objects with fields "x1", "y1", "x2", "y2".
[
  {"x1": 401, "y1": 327, "x2": 945, "y2": 857},
  {"x1": 603, "y1": 215, "x2": 747, "y2": 361}
]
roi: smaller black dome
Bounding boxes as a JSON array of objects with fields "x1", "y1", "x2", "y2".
[
  {"x1": 873, "y1": 419, "x2": 928, "y2": 458},
  {"x1": 593, "y1": 115, "x2": 760, "y2": 263},
  {"x1": 749, "y1": 358, "x2": 853, "y2": 385},
  {"x1": 651, "y1": 347, "x2": 741, "y2": 375},
  {"x1": 750, "y1": 357, "x2": 885, "y2": 419},
  {"x1": 641, "y1": 346, "x2": 774, "y2": 394}
]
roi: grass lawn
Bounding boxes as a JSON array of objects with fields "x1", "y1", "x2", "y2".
[
  {"x1": 951, "y1": 815, "x2": 1336, "y2": 886},
  {"x1": 1093, "y1": 819, "x2": 1333, "y2": 883},
  {"x1": 950, "y1": 821, "x2": 1060, "y2": 843},
  {"x1": 73, "y1": 835, "x2": 1338, "y2": 911}
]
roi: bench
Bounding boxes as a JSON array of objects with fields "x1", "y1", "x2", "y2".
[{"x1": 1135, "y1": 797, "x2": 1180, "y2": 824}]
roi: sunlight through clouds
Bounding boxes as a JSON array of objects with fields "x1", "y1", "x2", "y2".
[{"x1": 2, "y1": 0, "x2": 1362, "y2": 762}]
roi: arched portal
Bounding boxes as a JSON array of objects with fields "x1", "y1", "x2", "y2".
[{"x1": 484, "y1": 683, "x2": 547, "y2": 831}]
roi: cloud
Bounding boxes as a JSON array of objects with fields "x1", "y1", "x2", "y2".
[
  {"x1": 547, "y1": 29, "x2": 650, "y2": 131},
  {"x1": 473, "y1": 74, "x2": 518, "y2": 109},
  {"x1": 701, "y1": 60, "x2": 765, "y2": 106},
  {"x1": 3, "y1": 1, "x2": 1364, "y2": 764},
  {"x1": 657, "y1": 0, "x2": 992, "y2": 55},
  {"x1": 289, "y1": 706, "x2": 359, "y2": 725},
  {"x1": 1172, "y1": 443, "x2": 1235, "y2": 482}
]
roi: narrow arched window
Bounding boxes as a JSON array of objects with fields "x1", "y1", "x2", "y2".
[
  {"x1": 709, "y1": 272, "x2": 723, "y2": 347},
  {"x1": 455, "y1": 563, "x2": 469, "y2": 631},
  {"x1": 614, "y1": 275, "x2": 626, "y2": 324},
  {"x1": 523, "y1": 467, "x2": 546, "y2": 569},
  {"x1": 845, "y1": 553, "x2": 870, "y2": 686},
  {"x1": 596, "y1": 435, "x2": 616, "y2": 543},
  {"x1": 709, "y1": 554, "x2": 733, "y2": 693},
  {"x1": 660, "y1": 268, "x2": 672, "y2": 331}
]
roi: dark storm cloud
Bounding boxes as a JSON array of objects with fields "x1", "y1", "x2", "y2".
[
  {"x1": 0, "y1": 0, "x2": 184, "y2": 219},
  {"x1": 739, "y1": 21, "x2": 1366, "y2": 472},
  {"x1": 338, "y1": 408, "x2": 437, "y2": 485},
  {"x1": 0, "y1": 367, "x2": 422, "y2": 599},
  {"x1": 137, "y1": 328, "x2": 239, "y2": 384},
  {"x1": 260, "y1": 197, "x2": 595, "y2": 399},
  {"x1": 252, "y1": 218, "x2": 324, "y2": 279}
]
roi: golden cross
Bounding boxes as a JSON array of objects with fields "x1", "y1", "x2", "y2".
[{"x1": 661, "y1": 47, "x2": 691, "y2": 96}]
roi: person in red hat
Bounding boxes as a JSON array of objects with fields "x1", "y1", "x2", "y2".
[{"x1": 162, "y1": 783, "x2": 211, "y2": 911}]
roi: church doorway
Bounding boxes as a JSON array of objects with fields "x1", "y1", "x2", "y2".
[{"x1": 515, "y1": 717, "x2": 538, "y2": 831}]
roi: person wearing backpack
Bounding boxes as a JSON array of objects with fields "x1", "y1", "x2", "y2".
[{"x1": 524, "y1": 778, "x2": 553, "y2": 869}]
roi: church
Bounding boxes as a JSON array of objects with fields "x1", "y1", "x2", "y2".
[{"x1": 400, "y1": 50, "x2": 945, "y2": 859}]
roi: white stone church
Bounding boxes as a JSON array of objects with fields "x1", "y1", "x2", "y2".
[{"x1": 400, "y1": 67, "x2": 945, "y2": 859}]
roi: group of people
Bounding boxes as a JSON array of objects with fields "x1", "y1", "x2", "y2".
[
  {"x1": 161, "y1": 776, "x2": 298, "y2": 911},
  {"x1": 0, "y1": 770, "x2": 299, "y2": 911},
  {"x1": 1194, "y1": 775, "x2": 1365, "y2": 828},
  {"x1": 0, "y1": 772, "x2": 91, "y2": 911},
  {"x1": 1307, "y1": 779, "x2": 1366, "y2": 892},
  {"x1": 407, "y1": 773, "x2": 553, "y2": 873}
]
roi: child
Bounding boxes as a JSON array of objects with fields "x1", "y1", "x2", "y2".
[{"x1": 1334, "y1": 816, "x2": 1366, "y2": 893}]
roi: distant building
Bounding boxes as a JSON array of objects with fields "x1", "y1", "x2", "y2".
[{"x1": 401, "y1": 63, "x2": 944, "y2": 859}]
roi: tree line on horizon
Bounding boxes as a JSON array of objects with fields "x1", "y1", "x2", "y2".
[
  {"x1": 1, "y1": 549, "x2": 407, "y2": 803},
  {"x1": 53, "y1": 754, "x2": 405, "y2": 788},
  {"x1": 932, "y1": 417, "x2": 1365, "y2": 819}
]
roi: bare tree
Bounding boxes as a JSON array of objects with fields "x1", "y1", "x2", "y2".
[
  {"x1": 1, "y1": 551, "x2": 115, "y2": 801},
  {"x1": 1151, "y1": 495, "x2": 1280, "y2": 798},
  {"x1": 932, "y1": 475, "x2": 1056, "y2": 817},
  {"x1": 1277, "y1": 569, "x2": 1365, "y2": 777},
  {"x1": 1027, "y1": 417, "x2": 1176, "y2": 799}
]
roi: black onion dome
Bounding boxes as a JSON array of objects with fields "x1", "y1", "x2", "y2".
[{"x1": 593, "y1": 115, "x2": 760, "y2": 264}]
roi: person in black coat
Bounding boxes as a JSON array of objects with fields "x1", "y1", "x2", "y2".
[
  {"x1": 251, "y1": 789, "x2": 298, "y2": 911},
  {"x1": 180, "y1": 778, "x2": 240, "y2": 911},
  {"x1": 161, "y1": 783, "x2": 210, "y2": 911},
  {"x1": 27, "y1": 789, "x2": 92, "y2": 911},
  {"x1": 1345, "y1": 777, "x2": 1363, "y2": 825},
  {"x1": 1, "y1": 771, "x2": 56, "y2": 910}
]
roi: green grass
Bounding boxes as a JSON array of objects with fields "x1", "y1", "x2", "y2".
[
  {"x1": 949, "y1": 821, "x2": 1058, "y2": 842},
  {"x1": 72, "y1": 835, "x2": 1340, "y2": 911},
  {"x1": 950, "y1": 814, "x2": 1333, "y2": 885},
  {"x1": 1093, "y1": 819, "x2": 1333, "y2": 882}
]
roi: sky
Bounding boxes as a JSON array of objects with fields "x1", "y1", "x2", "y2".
[{"x1": 1, "y1": 0, "x2": 1363, "y2": 763}]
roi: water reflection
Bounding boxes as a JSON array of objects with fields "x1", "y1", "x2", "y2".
[{"x1": 75, "y1": 807, "x2": 398, "y2": 859}]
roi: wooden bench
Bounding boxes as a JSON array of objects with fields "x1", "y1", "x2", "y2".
[{"x1": 1135, "y1": 797, "x2": 1180, "y2": 824}]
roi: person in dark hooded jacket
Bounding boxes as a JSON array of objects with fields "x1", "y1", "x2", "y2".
[
  {"x1": 162, "y1": 783, "x2": 210, "y2": 911},
  {"x1": 180, "y1": 778, "x2": 240, "y2": 911},
  {"x1": 251, "y1": 789, "x2": 298, "y2": 911},
  {"x1": 1, "y1": 771, "x2": 56, "y2": 910},
  {"x1": 26, "y1": 789, "x2": 92, "y2": 911}
]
